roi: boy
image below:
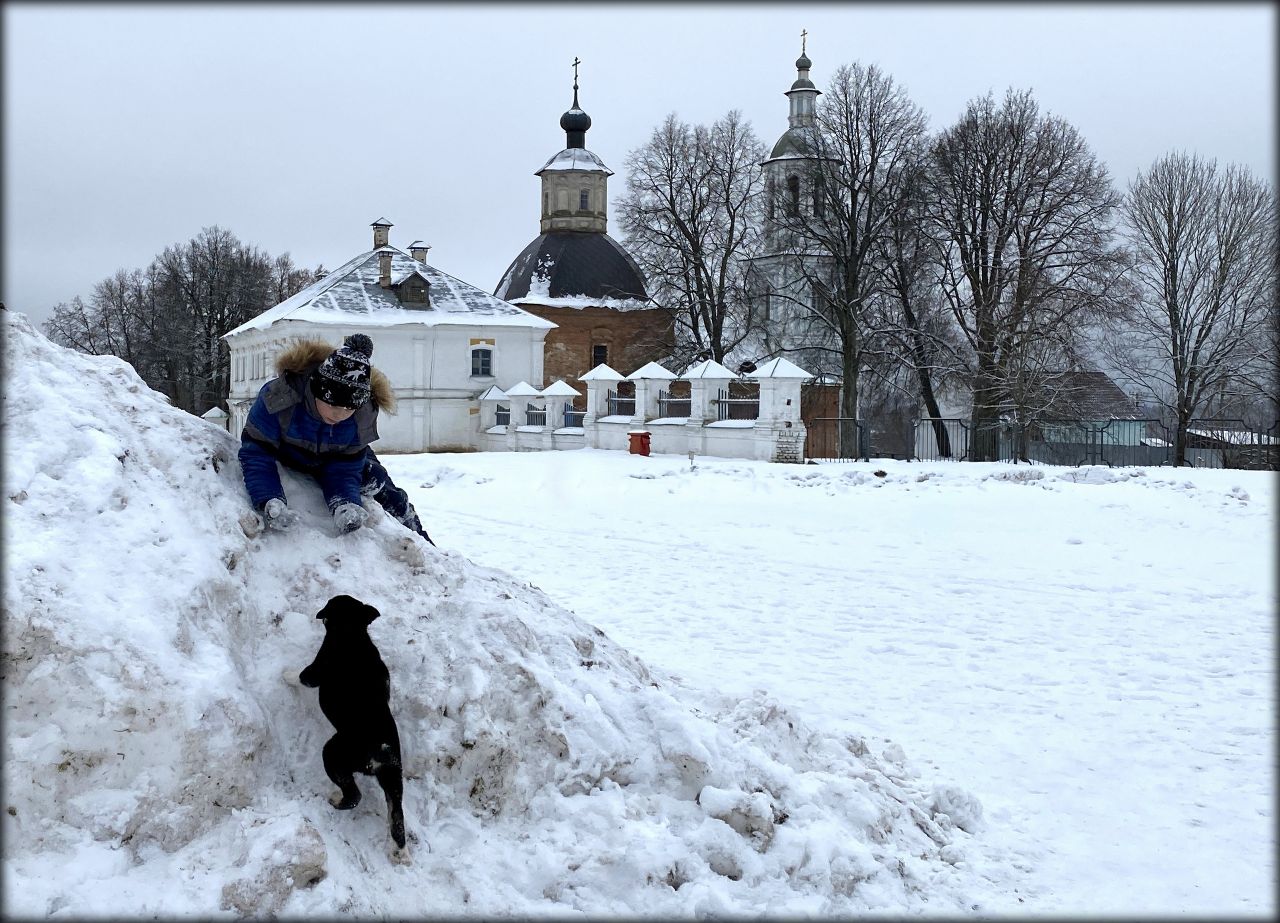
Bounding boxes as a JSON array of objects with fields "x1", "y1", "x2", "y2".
[{"x1": 238, "y1": 333, "x2": 433, "y2": 544}]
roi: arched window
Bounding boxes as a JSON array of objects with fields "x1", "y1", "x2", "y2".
[
  {"x1": 786, "y1": 175, "x2": 801, "y2": 216},
  {"x1": 579, "y1": 188, "x2": 590, "y2": 210},
  {"x1": 471, "y1": 347, "x2": 493, "y2": 378},
  {"x1": 812, "y1": 174, "x2": 826, "y2": 218}
]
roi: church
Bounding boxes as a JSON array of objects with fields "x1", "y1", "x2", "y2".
[{"x1": 493, "y1": 64, "x2": 674, "y2": 393}]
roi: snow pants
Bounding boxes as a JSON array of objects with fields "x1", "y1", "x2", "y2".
[{"x1": 360, "y1": 452, "x2": 434, "y2": 545}]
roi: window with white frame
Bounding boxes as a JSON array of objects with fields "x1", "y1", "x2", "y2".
[{"x1": 471, "y1": 347, "x2": 493, "y2": 378}]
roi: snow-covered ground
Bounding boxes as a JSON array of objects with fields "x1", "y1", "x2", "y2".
[
  {"x1": 3, "y1": 310, "x2": 1273, "y2": 917},
  {"x1": 382, "y1": 438, "x2": 1276, "y2": 916}
]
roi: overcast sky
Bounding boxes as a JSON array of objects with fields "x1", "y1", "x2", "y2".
[{"x1": 3, "y1": 3, "x2": 1275, "y2": 327}]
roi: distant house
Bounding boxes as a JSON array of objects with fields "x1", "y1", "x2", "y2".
[
  {"x1": 915, "y1": 369, "x2": 1153, "y2": 462},
  {"x1": 1183, "y1": 425, "x2": 1280, "y2": 469},
  {"x1": 222, "y1": 219, "x2": 555, "y2": 453}
]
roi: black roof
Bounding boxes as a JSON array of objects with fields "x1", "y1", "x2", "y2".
[{"x1": 495, "y1": 231, "x2": 649, "y2": 302}]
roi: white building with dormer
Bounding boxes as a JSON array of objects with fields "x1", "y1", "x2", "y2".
[{"x1": 222, "y1": 219, "x2": 554, "y2": 453}]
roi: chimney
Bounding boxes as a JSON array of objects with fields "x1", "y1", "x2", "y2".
[
  {"x1": 371, "y1": 217, "x2": 393, "y2": 249},
  {"x1": 408, "y1": 240, "x2": 431, "y2": 263},
  {"x1": 378, "y1": 251, "x2": 392, "y2": 288}
]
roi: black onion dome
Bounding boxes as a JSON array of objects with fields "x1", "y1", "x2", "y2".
[
  {"x1": 495, "y1": 232, "x2": 649, "y2": 303},
  {"x1": 560, "y1": 107, "x2": 592, "y2": 134},
  {"x1": 796, "y1": 53, "x2": 812, "y2": 69}
]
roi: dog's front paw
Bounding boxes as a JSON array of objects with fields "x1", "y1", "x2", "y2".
[
  {"x1": 389, "y1": 845, "x2": 411, "y2": 866},
  {"x1": 280, "y1": 669, "x2": 302, "y2": 687},
  {"x1": 329, "y1": 792, "x2": 360, "y2": 810}
]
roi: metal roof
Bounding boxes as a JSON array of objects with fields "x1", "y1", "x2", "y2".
[{"x1": 495, "y1": 231, "x2": 649, "y2": 304}]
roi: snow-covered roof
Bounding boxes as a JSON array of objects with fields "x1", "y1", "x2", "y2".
[
  {"x1": 681, "y1": 358, "x2": 737, "y2": 380},
  {"x1": 477, "y1": 385, "x2": 509, "y2": 401},
  {"x1": 749, "y1": 357, "x2": 813, "y2": 379},
  {"x1": 536, "y1": 147, "x2": 613, "y2": 176},
  {"x1": 541, "y1": 380, "x2": 582, "y2": 397},
  {"x1": 390, "y1": 268, "x2": 432, "y2": 286},
  {"x1": 505, "y1": 381, "x2": 543, "y2": 398},
  {"x1": 579, "y1": 363, "x2": 624, "y2": 382},
  {"x1": 223, "y1": 247, "x2": 556, "y2": 338},
  {"x1": 626, "y1": 361, "x2": 677, "y2": 381},
  {"x1": 1187, "y1": 428, "x2": 1280, "y2": 445}
]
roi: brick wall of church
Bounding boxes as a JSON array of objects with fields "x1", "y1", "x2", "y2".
[{"x1": 515, "y1": 304, "x2": 675, "y2": 391}]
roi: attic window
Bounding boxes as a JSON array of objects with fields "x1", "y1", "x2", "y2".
[{"x1": 396, "y1": 277, "x2": 430, "y2": 306}]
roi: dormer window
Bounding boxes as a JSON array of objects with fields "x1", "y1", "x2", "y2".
[{"x1": 391, "y1": 270, "x2": 431, "y2": 307}]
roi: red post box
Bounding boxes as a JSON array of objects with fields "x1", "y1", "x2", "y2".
[{"x1": 628, "y1": 431, "x2": 651, "y2": 456}]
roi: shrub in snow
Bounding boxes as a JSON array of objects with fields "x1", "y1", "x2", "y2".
[{"x1": 2, "y1": 311, "x2": 996, "y2": 916}]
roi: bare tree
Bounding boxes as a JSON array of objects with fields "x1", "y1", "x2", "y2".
[
  {"x1": 927, "y1": 89, "x2": 1126, "y2": 459},
  {"x1": 767, "y1": 62, "x2": 931, "y2": 457},
  {"x1": 617, "y1": 110, "x2": 767, "y2": 366},
  {"x1": 871, "y1": 149, "x2": 969, "y2": 456},
  {"x1": 1103, "y1": 152, "x2": 1277, "y2": 460},
  {"x1": 43, "y1": 227, "x2": 317, "y2": 414}
]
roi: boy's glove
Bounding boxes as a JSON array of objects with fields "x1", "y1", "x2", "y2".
[
  {"x1": 262, "y1": 498, "x2": 299, "y2": 531},
  {"x1": 333, "y1": 501, "x2": 368, "y2": 534}
]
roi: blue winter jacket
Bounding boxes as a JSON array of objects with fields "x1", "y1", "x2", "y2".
[{"x1": 238, "y1": 339, "x2": 391, "y2": 513}]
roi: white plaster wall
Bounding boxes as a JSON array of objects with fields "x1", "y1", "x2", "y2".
[{"x1": 223, "y1": 320, "x2": 548, "y2": 453}]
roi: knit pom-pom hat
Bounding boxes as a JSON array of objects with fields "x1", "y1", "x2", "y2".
[{"x1": 310, "y1": 334, "x2": 374, "y2": 409}]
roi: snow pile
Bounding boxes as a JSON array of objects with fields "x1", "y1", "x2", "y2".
[{"x1": 2, "y1": 312, "x2": 996, "y2": 916}]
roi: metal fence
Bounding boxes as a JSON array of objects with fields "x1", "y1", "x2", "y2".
[
  {"x1": 911, "y1": 417, "x2": 1280, "y2": 469},
  {"x1": 606, "y1": 389, "x2": 635, "y2": 416},
  {"x1": 658, "y1": 389, "x2": 691, "y2": 418},
  {"x1": 525, "y1": 403, "x2": 547, "y2": 426},
  {"x1": 495, "y1": 405, "x2": 510, "y2": 426},
  {"x1": 716, "y1": 388, "x2": 759, "y2": 421},
  {"x1": 563, "y1": 407, "x2": 586, "y2": 427}
]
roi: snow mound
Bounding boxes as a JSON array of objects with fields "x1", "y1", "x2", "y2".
[
  {"x1": 1055, "y1": 466, "x2": 1120, "y2": 485},
  {"x1": 2, "y1": 312, "x2": 993, "y2": 916},
  {"x1": 983, "y1": 467, "x2": 1046, "y2": 483}
]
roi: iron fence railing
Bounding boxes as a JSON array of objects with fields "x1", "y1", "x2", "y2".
[
  {"x1": 606, "y1": 389, "x2": 635, "y2": 416},
  {"x1": 658, "y1": 389, "x2": 691, "y2": 418},
  {"x1": 563, "y1": 407, "x2": 586, "y2": 427},
  {"x1": 525, "y1": 403, "x2": 547, "y2": 426},
  {"x1": 495, "y1": 405, "x2": 510, "y2": 427},
  {"x1": 716, "y1": 388, "x2": 759, "y2": 421},
  {"x1": 910, "y1": 416, "x2": 1279, "y2": 470}
]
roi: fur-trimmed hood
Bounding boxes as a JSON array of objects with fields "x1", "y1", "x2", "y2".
[{"x1": 274, "y1": 339, "x2": 395, "y2": 413}]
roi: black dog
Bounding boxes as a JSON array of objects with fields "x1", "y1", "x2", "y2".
[{"x1": 298, "y1": 594, "x2": 406, "y2": 855}]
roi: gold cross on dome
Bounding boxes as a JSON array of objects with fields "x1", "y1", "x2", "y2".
[{"x1": 801, "y1": 29, "x2": 807, "y2": 54}]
